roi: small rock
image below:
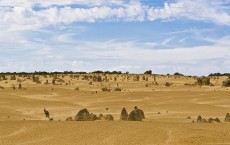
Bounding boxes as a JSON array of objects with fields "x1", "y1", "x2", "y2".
[
  {"x1": 187, "y1": 116, "x2": 191, "y2": 119},
  {"x1": 105, "y1": 114, "x2": 114, "y2": 121},
  {"x1": 66, "y1": 117, "x2": 73, "y2": 121}
]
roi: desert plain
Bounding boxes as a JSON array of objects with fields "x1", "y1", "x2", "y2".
[{"x1": 0, "y1": 73, "x2": 230, "y2": 145}]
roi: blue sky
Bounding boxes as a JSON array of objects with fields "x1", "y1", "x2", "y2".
[{"x1": 0, "y1": 0, "x2": 230, "y2": 75}]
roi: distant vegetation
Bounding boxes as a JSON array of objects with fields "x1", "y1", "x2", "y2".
[
  {"x1": 209, "y1": 73, "x2": 230, "y2": 77},
  {"x1": 144, "y1": 70, "x2": 152, "y2": 75},
  {"x1": 173, "y1": 72, "x2": 184, "y2": 76},
  {"x1": 0, "y1": 71, "x2": 229, "y2": 78}
]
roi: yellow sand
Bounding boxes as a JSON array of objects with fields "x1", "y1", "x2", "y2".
[{"x1": 0, "y1": 74, "x2": 230, "y2": 145}]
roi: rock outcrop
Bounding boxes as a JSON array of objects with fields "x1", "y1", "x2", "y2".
[
  {"x1": 66, "y1": 117, "x2": 73, "y2": 121},
  {"x1": 197, "y1": 115, "x2": 203, "y2": 123},
  {"x1": 104, "y1": 114, "x2": 114, "y2": 121},
  {"x1": 225, "y1": 113, "x2": 230, "y2": 122},
  {"x1": 74, "y1": 108, "x2": 96, "y2": 121},
  {"x1": 128, "y1": 106, "x2": 145, "y2": 121},
  {"x1": 120, "y1": 108, "x2": 128, "y2": 120},
  {"x1": 208, "y1": 118, "x2": 221, "y2": 123}
]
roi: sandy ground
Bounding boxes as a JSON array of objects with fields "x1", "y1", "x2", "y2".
[{"x1": 0, "y1": 74, "x2": 230, "y2": 145}]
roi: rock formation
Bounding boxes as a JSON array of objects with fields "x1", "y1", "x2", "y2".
[
  {"x1": 225, "y1": 113, "x2": 230, "y2": 122},
  {"x1": 105, "y1": 114, "x2": 114, "y2": 121},
  {"x1": 208, "y1": 118, "x2": 221, "y2": 123},
  {"x1": 120, "y1": 107, "x2": 128, "y2": 120},
  {"x1": 66, "y1": 117, "x2": 73, "y2": 121},
  {"x1": 197, "y1": 115, "x2": 203, "y2": 123},
  {"x1": 74, "y1": 108, "x2": 96, "y2": 121},
  {"x1": 128, "y1": 106, "x2": 145, "y2": 121}
]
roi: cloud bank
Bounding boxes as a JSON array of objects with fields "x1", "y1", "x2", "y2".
[{"x1": 0, "y1": 0, "x2": 229, "y2": 32}]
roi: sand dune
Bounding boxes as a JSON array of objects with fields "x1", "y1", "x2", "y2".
[{"x1": 0, "y1": 74, "x2": 230, "y2": 144}]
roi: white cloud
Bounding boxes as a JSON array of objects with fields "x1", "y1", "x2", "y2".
[
  {"x1": 0, "y1": 1, "x2": 146, "y2": 31},
  {"x1": 0, "y1": 33, "x2": 230, "y2": 75},
  {"x1": 0, "y1": 0, "x2": 125, "y2": 7},
  {"x1": 0, "y1": 0, "x2": 229, "y2": 32},
  {"x1": 147, "y1": 0, "x2": 230, "y2": 25}
]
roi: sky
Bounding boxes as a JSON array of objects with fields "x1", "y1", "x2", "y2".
[{"x1": 0, "y1": 0, "x2": 230, "y2": 75}]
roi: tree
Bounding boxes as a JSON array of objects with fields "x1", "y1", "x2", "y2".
[
  {"x1": 174, "y1": 72, "x2": 184, "y2": 76},
  {"x1": 144, "y1": 70, "x2": 152, "y2": 75}
]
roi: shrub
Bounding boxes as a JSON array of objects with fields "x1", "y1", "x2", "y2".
[
  {"x1": 144, "y1": 70, "x2": 152, "y2": 75},
  {"x1": 174, "y1": 72, "x2": 184, "y2": 76}
]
